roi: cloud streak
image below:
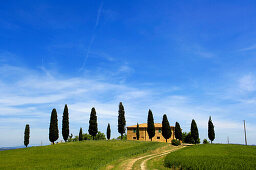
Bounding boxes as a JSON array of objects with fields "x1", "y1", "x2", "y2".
[
  {"x1": 239, "y1": 44, "x2": 256, "y2": 52},
  {"x1": 79, "y1": 1, "x2": 104, "y2": 72}
]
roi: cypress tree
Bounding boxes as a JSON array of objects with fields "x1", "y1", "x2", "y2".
[
  {"x1": 136, "y1": 123, "x2": 140, "y2": 140},
  {"x1": 147, "y1": 109, "x2": 155, "y2": 141},
  {"x1": 162, "y1": 114, "x2": 172, "y2": 142},
  {"x1": 107, "y1": 123, "x2": 111, "y2": 140},
  {"x1": 62, "y1": 104, "x2": 69, "y2": 142},
  {"x1": 79, "y1": 128, "x2": 83, "y2": 141},
  {"x1": 208, "y1": 116, "x2": 215, "y2": 144},
  {"x1": 88, "y1": 107, "x2": 98, "y2": 140},
  {"x1": 118, "y1": 102, "x2": 126, "y2": 140},
  {"x1": 191, "y1": 119, "x2": 199, "y2": 144},
  {"x1": 24, "y1": 124, "x2": 30, "y2": 147},
  {"x1": 49, "y1": 108, "x2": 59, "y2": 144},
  {"x1": 175, "y1": 122, "x2": 182, "y2": 141}
]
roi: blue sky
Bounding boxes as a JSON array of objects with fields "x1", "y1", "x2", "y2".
[{"x1": 0, "y1": 0, "x2": 256, "y2": 146}]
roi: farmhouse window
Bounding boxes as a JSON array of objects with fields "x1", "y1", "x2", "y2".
[
  {"x1": 157, "y1": 137, "x2": 160, "y2": 139},
  {"x1": 133, "y1": 129, "x2": 136, "y2": 133},
  {"x1": 133, "y1": 137, "x2": 136, "y2": 139},
  {"x1": 158, "y1": 129, "x2": 161, "y2": 133}
]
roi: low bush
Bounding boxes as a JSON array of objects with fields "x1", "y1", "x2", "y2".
[
  {"x1": 182, "y1": 132, "x2": 200, "y2": 144},
  {"x1": 203, "y1": 139, "x2": 209, "y2": 144},
  {"x1": 171, "y1": 139, "x2": 180, "y2": 146},
  {"x1": 117, "y1": 134, "x2": 127, "y2": 140}
]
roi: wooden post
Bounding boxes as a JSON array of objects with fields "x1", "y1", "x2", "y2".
[{"x1": 244, "y1": 120, "x2": 247, "y2": 145}]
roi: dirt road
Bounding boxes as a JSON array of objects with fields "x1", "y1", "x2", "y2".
[
  {"x1": 140, "y1": 147, "x2": 181, "y2": 170},
  {"x1": 109, "y1": 145, "x2": 183, "y2": 170}
]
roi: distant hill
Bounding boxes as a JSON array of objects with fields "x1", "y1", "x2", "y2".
[{"x1": 0, "y1": 146, "x2": 25, "y2": 151}]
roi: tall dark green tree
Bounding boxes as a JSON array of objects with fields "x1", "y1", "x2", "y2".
[
  {"x1": 88, "y1": 107, "x2": 98, "y2": 140},
  {"x1": 175, "y1": 122, "x2": 182, "y2": 141},
  {"x1": 191, "y1": 119, "x2": 199, "y2": 144},
  {"x1": 162, "y1": 114, "x2": 172, "y2": 142},
  {"x1": 118, "y1": 102, "x2": 126, "y2": 140},
  {"x1": 147, "y1": 109, "x2": 155, "y2": 141},
  {"x1": 79, "y1": 128, "x2": 83, "y2": 141},
  {"x1": 24, "y1": 124, "x2": 30, "y2": 147},
  {"x1": 208, "y1": 116, "x2": 215, "y2": 144},
  {"x1": 62, "y1": 104, "x2": 69, "y2": 142},
  {"x1": 107, "y1": 123, "x2": 111, "y2": 140},
  {"x1": 136, "y1": 123, "x2": 140, "y2": 140},
  {"x1": 49, "y1": 108, "x2": 59, "y2": 144}
]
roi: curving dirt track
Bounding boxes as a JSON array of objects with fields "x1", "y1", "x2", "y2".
[
  {"x1": 110, "y1": 145, "x2": 183, "y2": 170},
  {"x1": 140, "y1": 147, "x2": 182, "y2": 170}
]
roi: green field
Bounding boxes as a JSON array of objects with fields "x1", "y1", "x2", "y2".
[
  {"x1": 164, "y1": 144, "x2": 256, "y2": 169},
  {"x1": 0, "y1": 140, "x2": 164, "y2": 169}
]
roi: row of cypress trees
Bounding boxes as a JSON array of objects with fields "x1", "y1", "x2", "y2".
[
  {"x1": 23, "y1": 105, "x2": 68, "y2": 147},
  {"x1": 141, "y1": 109, "x2": 215, "y2": 144},
  {"x1": 79, "y1": 102, "x2": 126, "y2": 141},
  {"x1": 49, "y1": 102, "x2": 126, "y2": 144},
  {"x1": 185, "y1": 117, "x2": 215, "y2": 144},
  {"x1": 24, "y1": 101, "x2": 215, "y2": 146},
  {"x1": 49, "y1": 105, "x2": 100, "y2": 144},
  {"x1": 24, "y1": 102, "x2": 126, "y2": 146},
  {"x1": 144, "y1": 110, "x2": 182, "y2": 143}
]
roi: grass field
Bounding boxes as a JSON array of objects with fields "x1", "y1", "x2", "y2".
[
  {"x1": 0, "y1": 140, "x2": 165, "y2": 169},
  {"x1": 164, "y1": 144, "x2": 256, "y2": 169}
]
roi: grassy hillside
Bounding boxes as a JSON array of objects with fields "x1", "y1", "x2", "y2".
[
  {"x1": 0, "y1": 140, "x2": 165, "y2": 169},
  {"x1": 164, "y1": 144, "x2": 256, "y2": 169}
]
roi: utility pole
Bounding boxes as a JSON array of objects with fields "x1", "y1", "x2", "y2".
[
  {"x1": 243, "y1": 120, "x2": 247, "y2": 145},
  {"x1": 227, "y1": 136, "x2": 229, "y2": 144}
]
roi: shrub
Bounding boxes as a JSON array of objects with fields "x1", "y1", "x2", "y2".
[
  {"x1": 171, "y1": 139, "x2": 181, "y2": 146},
  {"x1": 95, "y1": 131, "x2": 106, "y2": 140},
  {"x1": 203, "y1": 139, "x2": 209, "y2": 144},
  {"x1": 182, "y1": 132, "x2": 193, "y2": 143},
  {"x1": 69, "y1": 131, "x2": 106, "y2": 141},
  {"x1": 117, "y1": 134, "x2": 127, "y2": 140},
  {"x1": 182, "y1": 132, "x2": 200, "y2": 144}
]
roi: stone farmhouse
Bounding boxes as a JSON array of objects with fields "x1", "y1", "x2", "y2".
[{"x1": 127, "y1": 123, "x2": 176, "y2": 143}]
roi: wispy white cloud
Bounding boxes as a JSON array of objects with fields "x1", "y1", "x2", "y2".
[
  {"x1": 238, "y1": 44, "x2": 256, "y2": 52},
  {"x1": 180, "y1": 44, "x2": 216, "y2": 59},
  {"x1": 196, "y1": 50, "x2": 215, "y2": 58},
  {"x1": 0, "y1": 64, "x2": 256, "y2": 146},
  {"x1": 79, "y1": 1, "x2": 104, "y2": 71},
  {"x1": 95, "y1": 2, "x2": 104, "y2": 27},
  {"x1": 118, "y1": 64, "x2": 134, "y2": 74},
  {"x1": 239, "y1": 74, "x2": 256, "y2": 92}
]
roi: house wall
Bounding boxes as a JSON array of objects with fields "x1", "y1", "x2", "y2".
[{"x1": 127, "y1": 127, "x2": 176, "y2": 143}]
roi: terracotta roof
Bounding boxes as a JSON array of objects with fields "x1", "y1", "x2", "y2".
[{"x1": 127, "y1": 123, "x2": 174, "y2": 128}]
